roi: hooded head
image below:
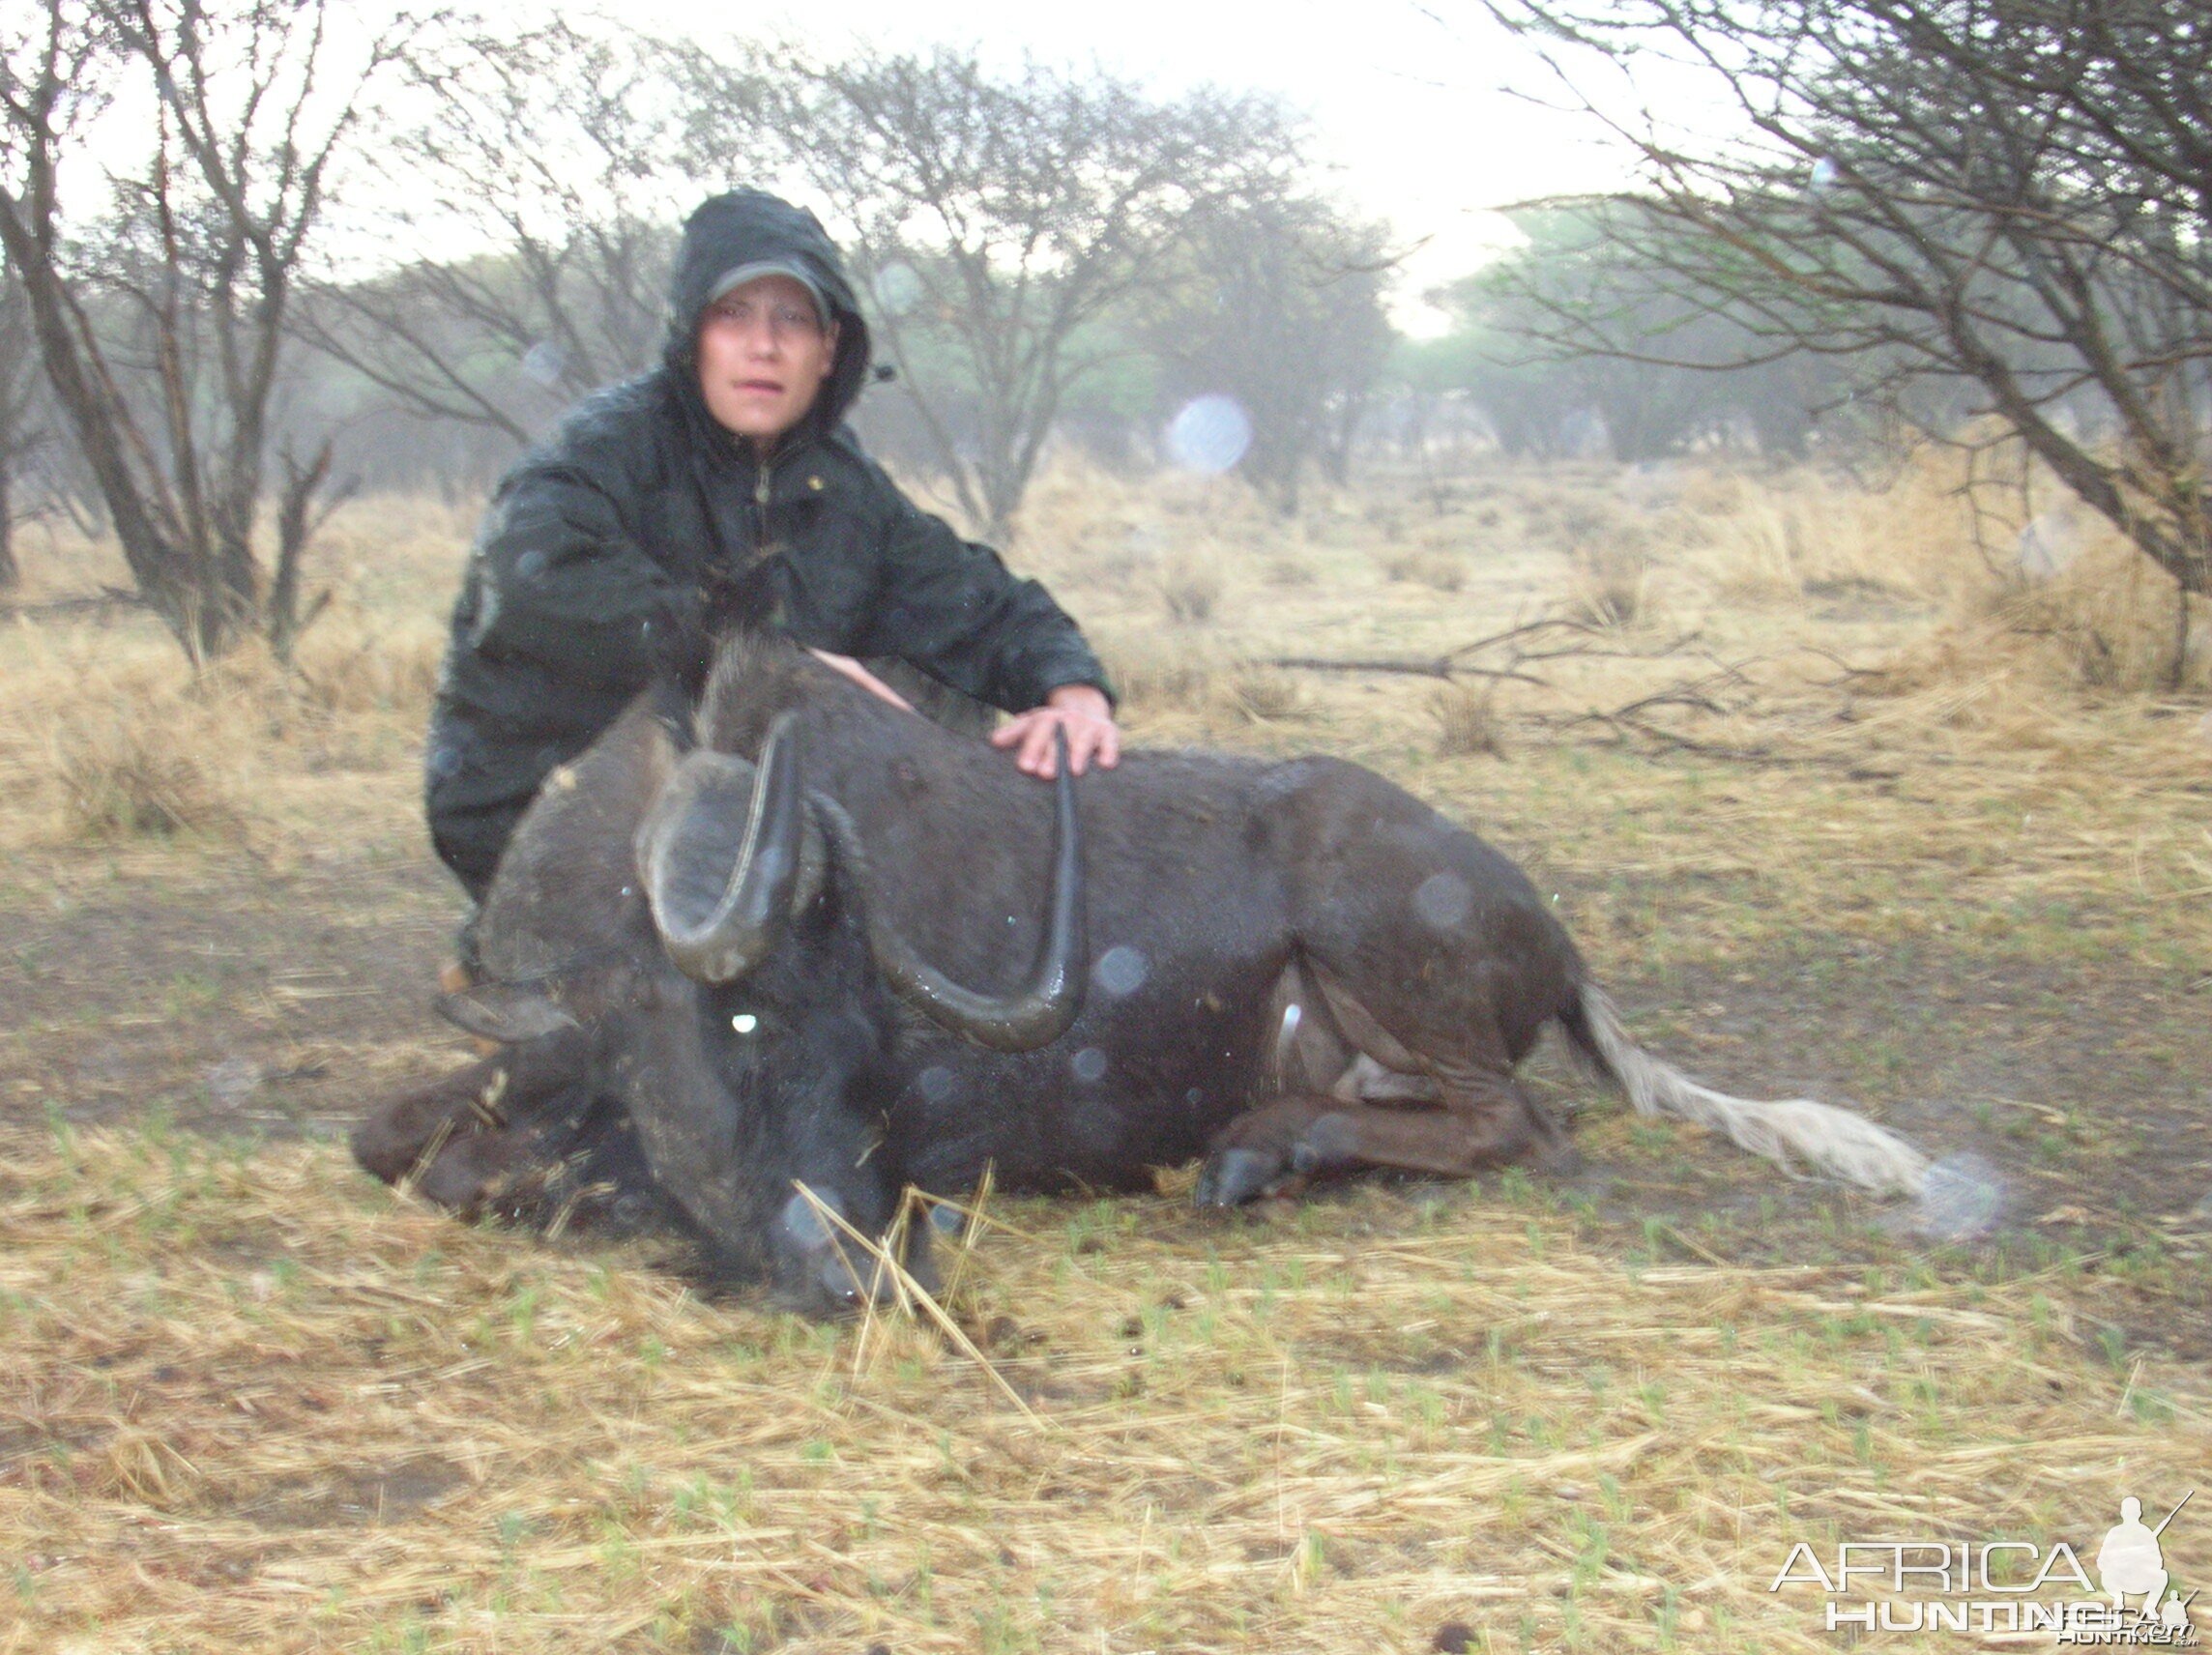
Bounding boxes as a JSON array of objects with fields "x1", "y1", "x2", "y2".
[{"x1": 667, "y1": 190, "x2": 873, "y2": 450}]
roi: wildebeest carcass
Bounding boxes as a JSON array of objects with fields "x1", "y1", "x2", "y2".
[{"x1": 357, "y1": 636, "x2": 1927, "y2": 1310}]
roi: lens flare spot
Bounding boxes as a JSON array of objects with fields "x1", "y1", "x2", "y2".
[
  {"x1": 1412, "y1": 871, "x2": 1473, "y2": 930},
  {"x1": 1916, "y1": 1151, "x2": 2006, "y2": 1240},
  {"x1": 1070, "y1": 1047, "x2": 1109, "y2": 1085},
  {"x1": 2016, "y1": 513, "x2": 2081, "y2": 580},
  {"x1": 778, "y1": 1189, "x2": 840, "y2": 1247},
  {"x1": 1165, "y1": 394, "x2": 1253, "y2": 474},
  {"x1": 205, "y1": 1057, "x2": 262, "y2": 1107},
  {"x1": 1092, "y1": 944, "x2": 1150, "y2": 998},
  {"x1": 730, "y1": 1013, "x2": 758, "y2": 1034},
  {"x1": 520, "y1": 340, "x2": 567, "y2": 388},
  {"x1": 872, "y1": 261, "x2": 924, "y2": 317}
]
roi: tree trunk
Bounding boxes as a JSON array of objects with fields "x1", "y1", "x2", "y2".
[
  {"x1": 2172, "y1": 578, "x2": 2195, "y2": 694},
  {"x1": 268, "y1": 441, "x2": 339, "y2": 661},
  {"x1": 0, "y1": 464, "x2": 16, "y2": 592}
]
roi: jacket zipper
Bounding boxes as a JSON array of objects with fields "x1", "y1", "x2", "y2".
[{"x1": 753, "y1": 457, "x2": 774, "y2": 554}]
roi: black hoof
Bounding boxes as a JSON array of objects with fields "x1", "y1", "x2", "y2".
[{"x1": 1196, "y1": 1146, "x2": 1289, "y2": 1207}]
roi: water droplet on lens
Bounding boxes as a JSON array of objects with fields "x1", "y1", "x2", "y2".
[
  {"x1": 929, "y1": 1202, "x2": 964, "y2": 1235},
  {"x1": 1412, "y1": 872, "x2": 1472, "y2": 930},
  {"x1": 520, "y1": 340, "x2": 567, "y2": 388},
  {"x1": 1164, "y1": 394, "x2": 1253, "y2": 474},
  {"x1": 1070, "y1": 1047, "x2": 1109, "y2": 1085},
  {"x1": 1916, "y1": 1150, "x2": 2005, "y2": 1240},
  {"x1": 2016, "y1": 513, "x2": 2080, "y2": 581},
  {"x1": 1092, "y1": 944, "x2": 1150, "y2": 998},
  {"x1": 514, "y1": 549, "x2": 546, "y2": 581},
  {"x1": 872, "y1": 261, "x2": 924, "y2": 317},
  {"x1": 1185, "y1": 1088, "x2": 1205, "y2": 1106},
  {"x1": 917, "y1": 1065, "x2": 954, "y2": 1103},
  {"x1": 779, "y1": 1189, "x2": 839, "y2": 1247},
  {"x1": 1809, "y1": 156, "x2": 1841, "y2": 191},
  {"x1": 205, "y1": 1057, "x2": 262, "y2": 1107},
  {"x1": 425, "y1": 741, "x2": 463, "y2": 781}
]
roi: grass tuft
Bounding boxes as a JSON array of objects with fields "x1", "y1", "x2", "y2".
[
  {"x1": 54, "y1": 717, "x2": 234, "y2": 839},
  {"x1": 1431, "y1": 681, "x2": 1507, "y2": 758},
  {"x1": 1160, "y1": 551, "x2": 1223, "y2": 625}
]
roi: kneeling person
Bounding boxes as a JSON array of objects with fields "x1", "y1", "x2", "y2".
[{"x1": 426, "y1": 188, "x2": 1119, "y2": 917}]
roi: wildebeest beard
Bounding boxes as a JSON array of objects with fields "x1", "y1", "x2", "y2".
[{"x1": 356, "y1": 630, "x2": 1931, "y2": 1317}]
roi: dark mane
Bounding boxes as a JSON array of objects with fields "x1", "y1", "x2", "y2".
[
  {"x1": 697, "y1": 631, "x2": 853, "y2": 757},
  {"x1": 698, "y1": 631, "x2": 986, "y2": 764}
]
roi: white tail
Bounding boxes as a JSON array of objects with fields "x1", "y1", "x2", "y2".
[{"x1": 1567, "y1": 986, "x2": 1928, "y2": 1197}]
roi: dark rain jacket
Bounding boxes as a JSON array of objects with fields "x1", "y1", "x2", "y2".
[{"x1": 426, "y1": 189, "x2": 1111, "y2": 899}]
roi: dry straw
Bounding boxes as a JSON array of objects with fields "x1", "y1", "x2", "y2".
[{"x1": 3, "y1": 1122, "x2": 2205, "y2": 1653}]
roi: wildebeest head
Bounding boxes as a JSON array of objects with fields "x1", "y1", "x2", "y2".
[
  {"x1": 435, "y1": 642, "x2": 1086, "y2": 1305},
  {"x1": 638, "y1": 710, "x2": 1086, "y2": 1054}
]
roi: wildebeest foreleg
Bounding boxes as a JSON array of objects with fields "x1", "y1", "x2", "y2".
[{"x1": 351, "y1": 1029, "x2": 593, "y2": 1196}]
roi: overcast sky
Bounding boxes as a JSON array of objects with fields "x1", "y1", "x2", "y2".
[{"x1": 570, "y1": 0, "x2": 1642, "y2": 334}]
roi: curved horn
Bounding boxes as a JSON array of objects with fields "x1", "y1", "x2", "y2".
[
  {"x1": 815, "y1": 728, "x2": 1086, "y2": 1053},
  {"x1": 642, "y1": 712, "x2": 805, "y2": 983}
]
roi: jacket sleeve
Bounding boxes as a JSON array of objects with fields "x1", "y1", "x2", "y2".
[
  {"x1": 461, "y1": 452, "x2": 682, "y2": 697},
  {"x1": 851, "y1": 477, "x2": 1114, "y2": 714}
]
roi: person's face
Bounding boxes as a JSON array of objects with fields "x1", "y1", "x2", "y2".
[{"x1": 695, "y1": 275, "x2": 838, "y2": 448}]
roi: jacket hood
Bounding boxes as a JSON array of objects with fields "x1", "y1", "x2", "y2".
[{"x1": 665, "y1": 189, "x2": 873, "y2": 446}]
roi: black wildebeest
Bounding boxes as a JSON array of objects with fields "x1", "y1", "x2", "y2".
[{"x1": 357, "y1": 637, "x2": 1927, "y2": 1310}]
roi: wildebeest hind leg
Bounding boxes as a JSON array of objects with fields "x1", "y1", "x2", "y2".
[
  {"x1": 1196, "y1": 1079, "x2": 1567, "y2": 1207},
  {"x1": 1197, "y1": 965, "x2": 1572, "y2": 1207}
]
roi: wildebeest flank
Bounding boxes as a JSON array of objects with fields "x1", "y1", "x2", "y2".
[{"x1": 358, "y1": 637, "x2": 1929, "y2": 1310}]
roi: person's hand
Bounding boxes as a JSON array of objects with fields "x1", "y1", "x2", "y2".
[
  {"x1": 806, "y1": 649, "x2": 917, "y2": 712},
  {"x1": 990, "y1": 682, "x2": 1121, "y2": 778}
]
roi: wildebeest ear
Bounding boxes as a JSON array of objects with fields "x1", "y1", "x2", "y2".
[{"x1": 434, "y1": 981, "x2": 579, "y2": 1044}]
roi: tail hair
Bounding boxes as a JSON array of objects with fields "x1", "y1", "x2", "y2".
[{"x1": 1563, "y1": 986, "x2": 1928, "y2": 1197}]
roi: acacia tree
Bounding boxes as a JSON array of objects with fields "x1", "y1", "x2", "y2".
[
  {"x1": 681, "y1": 44, "x2": 1300, "y2": 537},
  {"x1": 0, "y1": 0, "x2": 413, "y2": 662},
  {"x1": 1137, "y1": 188, "x2": 1397, "y2": 512},
  {"x1": 1439, "y1": 203, "x2": 1859, "y2": 460},
  {"x1": 297, "y1": 19, "x2": 682, "y2": 450},
  {"x1": 1484, "y1": 0, "x2": 2212, "y2": 671}
]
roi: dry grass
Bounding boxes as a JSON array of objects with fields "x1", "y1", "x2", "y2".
[
  {"x1": 1430, "y1": 682, "x2": 1507, "y2": 759},
  {"x1": 1160, "y1": 550, "x2": 1225, "y2": 626},
  {"x1": 1979, "y1": 539, "x2": 2210, "y2": 694},
  {"x1": 4, "y1": 455, "x2": 2210, "y2": 1654},
  {"x1": 1381, "y1": 549, "x2": 1468, "y2": 594},
  {"x1": 1222, "y1": 666, "x2": 1312, "y2": 724},
  {"x1": 1100, "y1": 639, "x2": 1215, "y2": 717},
  {"x1": 53, "y1": 719, "x2": 234, "y2": 840},
  {"x1": 3, "y1": 1122, "x2": 2205, "y2": 1654},
  {"x1": 0, "y1": 493, "x2": 466, "y2": 857}
]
